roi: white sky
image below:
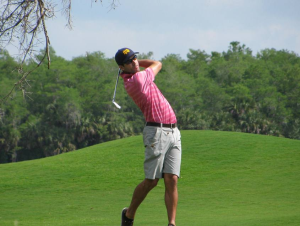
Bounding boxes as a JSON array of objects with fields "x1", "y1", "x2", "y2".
[{"x1": 5, "y1": 0, "x2": 300, "y2": 60}]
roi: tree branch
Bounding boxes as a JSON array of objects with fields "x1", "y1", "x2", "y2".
[{"x1": 0, "y1": 0, "x2": 120, "y2": 104}]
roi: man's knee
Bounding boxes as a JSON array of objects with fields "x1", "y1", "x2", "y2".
[
  {"x1": 143, "y1": 178, "x2": 159, "y2": 190},
  {"x1": 164, "y1": 174, "x2": 178, "y2": 187}
]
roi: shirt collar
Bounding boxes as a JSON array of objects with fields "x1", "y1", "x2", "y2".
[{"x1": 120, "y1": 71, "x2": 134, "y2": 79}]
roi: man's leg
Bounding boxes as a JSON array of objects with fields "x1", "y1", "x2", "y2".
[
  {"x1": 126, "y1": 178, "x2": 159, "y2": 219},
  {"x1": 164, "y1": 173, "x2": 178, "y2": 225}
]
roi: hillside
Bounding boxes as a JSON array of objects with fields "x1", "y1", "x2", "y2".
[{"x1": 0, "y1": 130, "x2": 299, "y2": 226}]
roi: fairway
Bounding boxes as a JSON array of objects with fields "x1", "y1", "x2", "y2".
[{"x1": 0, "y1": 130, "x2": 300, "y2": 226}]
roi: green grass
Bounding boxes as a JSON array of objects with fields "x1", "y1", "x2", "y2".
[{"x1": 1, "y1": 130, "x2": 300, "y2": 226}]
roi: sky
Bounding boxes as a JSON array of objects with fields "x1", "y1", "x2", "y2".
[{"x1": 5, "y1": 0, "x2": 300, "y2": 61}]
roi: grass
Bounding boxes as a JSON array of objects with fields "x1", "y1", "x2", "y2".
[{"x1": 0, "y1": 130, "x2": 300, "y2": 226}]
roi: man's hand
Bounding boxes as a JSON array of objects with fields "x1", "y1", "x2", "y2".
[{"x1": 138, "y1": 60, "x2": 162, "y2": 76}]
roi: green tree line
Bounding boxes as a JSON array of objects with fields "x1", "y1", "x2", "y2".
[{"x1": 1, "y1": 42, "x2": 300, "y2": 163}]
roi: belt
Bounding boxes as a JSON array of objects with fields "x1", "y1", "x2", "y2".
[{"x1": 146, "y1": 122, "x2": 177, "y2": 128}]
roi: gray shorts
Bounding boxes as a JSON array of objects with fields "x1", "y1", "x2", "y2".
[{"x1": 143, "y1": 126, "x2": 182, "y2": 179}]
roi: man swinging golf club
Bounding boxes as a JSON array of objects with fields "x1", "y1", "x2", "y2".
[{"x1": 114, "y1": 48, "x2": 182, "y2": 226}]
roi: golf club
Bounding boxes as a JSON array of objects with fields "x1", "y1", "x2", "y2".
[{"x1": 112, "y1": 69, "x2": 121, "y2": 109}]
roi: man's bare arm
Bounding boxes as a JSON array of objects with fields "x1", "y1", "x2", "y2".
[{"x1": 138, "y1": 60, "x2": 162, "y2": 76}]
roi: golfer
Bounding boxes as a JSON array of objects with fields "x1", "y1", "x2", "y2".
[{"x1": 115, "y1": 48, "x2": 182, "y2": 226}]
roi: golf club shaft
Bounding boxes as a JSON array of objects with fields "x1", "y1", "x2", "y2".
[{"x1": 112, "y1": 69, "x2": 121, "y2": 101}]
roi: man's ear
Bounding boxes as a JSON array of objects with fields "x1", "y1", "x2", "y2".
[{"x1": 119, "y1": 65, "x2": 124, "y2": 71}]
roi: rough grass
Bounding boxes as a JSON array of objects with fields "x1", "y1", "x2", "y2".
[{"x1": 0, "y1": 130, "x2": 300, "y2": 225}]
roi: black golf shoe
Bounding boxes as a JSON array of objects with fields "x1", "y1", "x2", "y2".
[{"x1": 121, "y1": 207, "x2": 134, "y2": 226}]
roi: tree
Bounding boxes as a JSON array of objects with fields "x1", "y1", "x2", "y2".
[
  {"x1": 0, "y1": 0, "x2": 119, "y2": 103},
  {"x1": 2, "y1": 42, "x2": 300, "y2": 163}
]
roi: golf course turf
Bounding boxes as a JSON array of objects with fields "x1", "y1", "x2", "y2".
[{"x1": 0, "y1": 130, "x2": 299, "y2": 225}]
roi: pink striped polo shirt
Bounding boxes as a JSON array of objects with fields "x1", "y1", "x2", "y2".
[{"x1": 121, "y1": 68, "x2": 177, "y2": 124}]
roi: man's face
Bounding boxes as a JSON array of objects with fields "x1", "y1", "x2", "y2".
[{"x1": 120, "y1": 55, "x2": 140, "y2": 74}]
